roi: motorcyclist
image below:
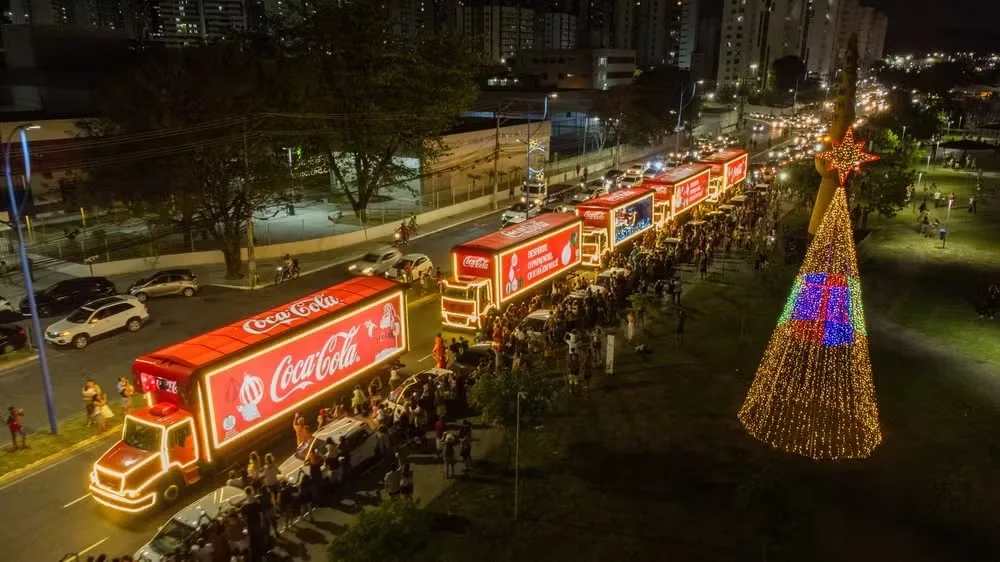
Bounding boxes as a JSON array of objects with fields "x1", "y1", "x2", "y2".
[
  {"x1": 408, "y1": 215, "x2": 418, "y2": 234},
  {"x1": 397, "y1": 221, "x2": 409, "y2": 244},
  {"x1": 283, "y1": 254, "x2": 293, "y2": 270}
]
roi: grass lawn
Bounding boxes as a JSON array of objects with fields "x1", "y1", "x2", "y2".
[
  {"x1": 859, "y1": 167, "x2": 1000, "y2": 368},
  {"x1": 414, "y1": 251, "x2": 1000, "y2": 561},
  {"x1": 0, "y1": 398, "x2": 139, "y2": 477},
  {"x1": 0, "y1": 348, "x2": 36, "y2": 366}
]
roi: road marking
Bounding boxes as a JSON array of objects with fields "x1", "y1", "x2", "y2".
[
  {"x1": 63, "y1": 493, "x2": 91, "y2": 509},
  {"x1": 419, "y1": 354, "x2": 434, "y2": 362},
  {"x1": 78, "y1": 537, "x2": 110, "y2": 556}
]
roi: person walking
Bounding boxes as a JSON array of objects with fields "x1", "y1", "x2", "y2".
[
  {"x1": 6, "y1": 406, "x2": 26, "y2": 450},
  {"x1": 576, "y1": 163, "x2": 581, "y2": 177},
  {"x1": 443, "y1": 433, "x2": 457, "y2": 479},
  {"x1": 699, "y1": 256, "x2": 708, "y2": 280},
  {"x1": 93, "y1": 391, "x2": 111, "y2": 433},
  {"x1": 433, "y1": 333, "x2": 447, "y2": 368},
  {"x1": 626, "y1": 311, "x2": 636, "y2": 344},
  {"x1": 969, "y1": 195, "x2": 977, "y2": 215},
  {"x1": 583, "y1": 166, "x2": 589, "y2": 181},
  {"x1": 116, "y1": 376, "x2": 134, "y2": 416},
  {"x1": 82, "y1": 380, "x2": 99, "y2": 426}
]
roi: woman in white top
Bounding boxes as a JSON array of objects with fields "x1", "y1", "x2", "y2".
[{"x1": 260, "y1": 453, "x2": 280, "y2": 489}]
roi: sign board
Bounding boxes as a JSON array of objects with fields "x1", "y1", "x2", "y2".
[
  {"x1": 605, "y1": 334, "x2": 615, "y2": 375},
  {"x1": 205, "y1": 292, "x2": 405, "y2": 449},
  {"x1": 612, "y1": 196, "x2": 654, "y2": 246},
  {"x1": 672, "y1": 171, "x2": 711, "y2": 216},
  {"x1": 498, "y1": 224, "x2": 581, "y2": 300}
]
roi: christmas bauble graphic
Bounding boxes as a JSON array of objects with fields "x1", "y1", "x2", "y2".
[
  {"x1": 237, "y1": 373, "x2": 264, "y2": 422},
  {"x1": 560, "y1": 242, "x2": 572, "y2": 265}
]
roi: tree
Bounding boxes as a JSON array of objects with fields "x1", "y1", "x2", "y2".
[
  {"x1": 771, "y1": 56, "x2": 806, "y2": 93},
  {"x1": 468, "y1": 361, "x2": 558, "y2": 467},
  {"x1": 850, "y1": 164, "x2": 913, "y2": 229},
  {"x1": 592, "y1": 67, "x2": 696, "y2": 155},
  {"x1": 326, "y1": 498, "x2": 430, "y2": 562},
  {"x1": 781, "y1": 161, "x2": 822, "y2": 207},
  {"x1": 281, "y1": 2, "x2": 481, "y2": 222},
  {"x1": 84, "y1": 43, "x2": 291, "y2": 277}
]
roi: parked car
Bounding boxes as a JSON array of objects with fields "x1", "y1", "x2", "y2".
[
  {"x1": 625, "y1": 163, "x2": 646, "y2": 177},
  {"x1": 127, "y1": 270, "x2": 199, "y2": 302},
  {"x1": 347, "y1": 247, "x2": 403, "y2": 276},
  {"x1": 44, "y1": 295, "x2": 149, "y2": 349},
  {"x1": 0, "y1": 324, "x2": 27, "y2": 354},
  {"x1": 516, "y1": 309, "x2": 552, "y2": 340},
  {"x1": 278, "y1": 417, "x2": 379, "y2": 485},
  {"x1": 451, "y1": 342, "x2": 503, "y2": 380},
  {"x1": 605, "y1": 169, "x2": 624, "y2": 182},
  {"x1": 20, "y1": 277, "x2": 117, "y2": 318},
  {"x1": 386, "y1": 253, "x2": 433, "y2": 282},
  {"x1": 0, "y1": 296, "x2": 19, "y2": 322},
  {"x1": 500, "y1": 202, "x2": 540, "y2": 226},
  {"x1": 133, "y1": 486, "x2": 247, "y2": 562},
  {"x1": 384, "y1": 368, "x2": 453, "y2": 417},
  {"x1": 587, "y1": 267, "x2": 631, "y2": 295}
]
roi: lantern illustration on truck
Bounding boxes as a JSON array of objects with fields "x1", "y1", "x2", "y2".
[
  {"x1": 442, "y1": 213, "x2": 583, "y2": 330},
  {"x1": 88, "y1": 276, "x2": 409, "y2": 513},
  {"x1": 574, "y1": 187, "x2": 655, "y2": 266}
]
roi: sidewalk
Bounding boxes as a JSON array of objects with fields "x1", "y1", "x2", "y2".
[{"x1": 270, "y1": 421, "x2": 502, "y2": 561}]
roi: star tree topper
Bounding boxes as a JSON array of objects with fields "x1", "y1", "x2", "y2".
[{"x1": 815, "y1": 126, "x2": 879, "y2": 185}]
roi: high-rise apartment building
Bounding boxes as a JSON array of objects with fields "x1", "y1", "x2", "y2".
[
  {"x1": 537, "y1": 11, "x2": 576, "y2": 50},
  {"x1": 864, "y1": 9, "x2": 886, "y2": 66},
  {"x1": 457, "y1": 4, "x2": 535, "y2": 63},
  {"x1": 801, "y1": 0, "x2": 839, "y2": 78},
  {"x1": 609, "y1": 0, "x2": 679, "y2": 66},
  {"x1": 715, "y1": 0, "x2": 764, "y2": 86}
]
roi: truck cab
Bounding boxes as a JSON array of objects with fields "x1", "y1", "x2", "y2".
[
  {"x1": 580, "y1": 227, "x2": 608, "y2": 267},
  {"x1": 90, "y1": 403, "x2": 200, "y2": 512},
  {"x1": 521, "y1": 180, "x2": 548, "y2": 205},
  {"x1": 441, "y1": 277, "x2": 494, "y2": 330}
]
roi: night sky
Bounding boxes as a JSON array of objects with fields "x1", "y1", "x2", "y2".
[{"x1": 865, "y1": 0, "x2": 1000, "y2": 53}]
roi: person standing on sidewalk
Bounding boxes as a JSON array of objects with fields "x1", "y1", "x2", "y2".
[
  {"x1": 82, "y1": 380, "x2": 100, "y2": 426},
  {"x1": 583, "y1": 167, "x2": 589, "y2": 181},
  {"x1": 443, "y1": 432, "x2": 457, "y2": 479},
  {"x1": 676, "y1": 309, "x2": 687, "y2": 345},
  {"x1": 576, "y1": 163, "x2": 581, "y2": 177},
  {"x1": 7, "y1": 406, "x2": 26, "y2": 450},
  {"x1": 116, "y1": 376, "x2": 134, "y2": 416}
]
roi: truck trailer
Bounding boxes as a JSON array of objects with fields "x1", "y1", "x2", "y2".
[
  {"x1": 574, "y1": 187, "x2": 655, "y2": 266},
  {"x1": 89, "y1": 276, "x2": 408, "y2": 513},
  {"x1": 698, "y1": 148, "x2": 748, "y2": 202},
  {"x1": 441, "y1": 213, "x2": 583, "y2": 330},
  {"x1": 644, "y1": 163, "x2": 712, "y2": 224}
]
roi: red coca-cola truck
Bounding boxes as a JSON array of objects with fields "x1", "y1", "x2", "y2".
[
  {"x1": 441, "y1": 213, "x2": 583, "y2": 330},
  {"x1": 643, "y1": 163, "x2": 712, "y2": 224},
  {"x1": 89, "y1": 277, "x2": 408, "y2": 513},
  {"x1": 698, "y1": 148, "x2": 748, "y2": 201}
]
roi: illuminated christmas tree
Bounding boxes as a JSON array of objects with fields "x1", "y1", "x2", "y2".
[{"x1": 738, "y1": 180, "x2": 881, "y2": 460}]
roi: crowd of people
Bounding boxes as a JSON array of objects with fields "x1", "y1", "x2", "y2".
[{"x1": 75, "y1": 179, "x2": 781, "y2": 562}]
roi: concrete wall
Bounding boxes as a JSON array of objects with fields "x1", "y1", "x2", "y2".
[{"x1": 60, "y1": 189, "x2": 508, "y2": 277}]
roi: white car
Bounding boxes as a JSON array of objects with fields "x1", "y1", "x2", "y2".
[
  {"x1": 516, "y1": 309, "x2": 552, "y2": 341},
  {"x1": 44, "y1": 295, "x2": 149, "y2": 349},
  {"x1": 501, "y1": 202, "x2": 540, "y2": 226},
  {"x1": 570, "y1": 179, "x2": 609, "y2": 203},
  {"x1": 133, "y1": 486, "x2": 247, "y2": 562},
  {"x1": 625, "y1": 163, "x2": 646, "y2": 177},
  {"x1": 278, "y1": 417, "x2": 379, "y2": 485},
  {"x1": 617, "y1": 176, "x2": 643, "y2": 188},
  {"x1": 588, "y1": 267, "x2": 631, "y2": 295},
  {"x1": 386, "y1": 253, "x2": 433, "y2": 281},
  {"x1": 347, "y1": 247, "x2": 403, "y2": 276}
]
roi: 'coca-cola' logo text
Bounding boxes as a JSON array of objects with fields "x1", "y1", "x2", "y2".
[
  {"x1": 243, "y1": 294, "x2": 342, "y2": 335},
  {"x1": 500, "y1": 219, "x2": 552, "y2": 239},
  {"x1": 270, "y1": 327, "x2": 361, "y2": 403},
  {"x1": 462, "y1": 256, "x2": 490, "y2": 270},
  {"x1": 583, "y1": 210, "x2": 607, "y2": 221}
]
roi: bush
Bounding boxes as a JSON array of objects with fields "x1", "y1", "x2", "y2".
[{"x1": 327, "y1": 498, "x2": 430, "y2": 562}]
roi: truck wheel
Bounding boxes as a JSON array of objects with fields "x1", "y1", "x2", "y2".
[{"x1": 159, "y1": 476, "x2": 182, "y2": 507}]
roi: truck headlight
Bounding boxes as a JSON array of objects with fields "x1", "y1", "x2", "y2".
[
  {"x1": 125, "y1": 490, "x2": 139, "y2": 498},
  {"x1": 90, "y1": 472, "x2": 97, "y2": 483}
]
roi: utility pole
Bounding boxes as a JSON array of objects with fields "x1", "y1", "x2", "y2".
[{"x1": 492, "y1": 101, "x2": 510, "y2": 209}]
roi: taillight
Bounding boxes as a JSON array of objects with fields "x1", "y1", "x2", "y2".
[{"x1": 17, "y1": 329, "x2": 24, "y2": 336}]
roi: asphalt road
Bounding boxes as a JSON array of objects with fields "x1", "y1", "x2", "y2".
[
  {"x1": 0, "y1": 211, "x2": 503, "y2": 562},
  {"x1": 0, "y1": 137, "x2": 789, "y2": 561}
]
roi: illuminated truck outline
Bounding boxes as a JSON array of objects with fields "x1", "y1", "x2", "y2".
[
  {"x1": 89, "y1": 277, "x2": 408, "y2": 513},
  {"x1": 643, "y1": 163, "x2": 712, "y2": 224},
  {"x1": 698, "y1": 148, "x2": 748, "y2": 202},
  {"x1": 574, "y1": 187, "x2": 656, "y2": 266},
  {"x1": 442, "y1": 213, "x2": 583, "y2": 330}
]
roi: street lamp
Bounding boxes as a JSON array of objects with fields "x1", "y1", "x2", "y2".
[{"x1": 4, "y1": 124, "x2": 58, "y2": 434}]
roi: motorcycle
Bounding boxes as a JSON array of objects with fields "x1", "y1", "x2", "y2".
[
  {"x1": 274, "y1": 262, "x2": 301, "y2": 284},
  {"x1": 393, "y1": 229, "x2": 409, "y2": 248}
]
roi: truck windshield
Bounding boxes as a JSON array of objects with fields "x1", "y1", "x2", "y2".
[
  {"x1": 443, "y1": 285, "x2": 472, "y2": 300},
  {"x1": 123, "y1": 418, "x2": 164, "y2": 452}
]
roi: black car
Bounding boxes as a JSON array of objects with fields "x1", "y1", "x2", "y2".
[
  {"x1": 605, "y1": 169, "x2": 624, "y2": 181},
  {"x1": 451, "y1": 342, "x2": 509, "y2": 380},
  {"x1": 0, "y1": 324, "x2": 27, "y2": 354},
  {"x1": 20, "y1": 277, "x2": 117, "y2": 318}
]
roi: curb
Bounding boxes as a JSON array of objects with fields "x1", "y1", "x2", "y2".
[
  {"x1": 0, "y1": 426, "x2": 118, "y2": 488},
  {"x1": 0, "y1": 352, "x2": 40, "y2": 375},
  {"x1": 207, "y1": 206, "x2": 504, "y2": 291}
]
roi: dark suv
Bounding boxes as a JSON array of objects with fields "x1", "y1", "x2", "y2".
[{"x1": 20, "y1": 277, "x2": 117, "y2": 318}]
